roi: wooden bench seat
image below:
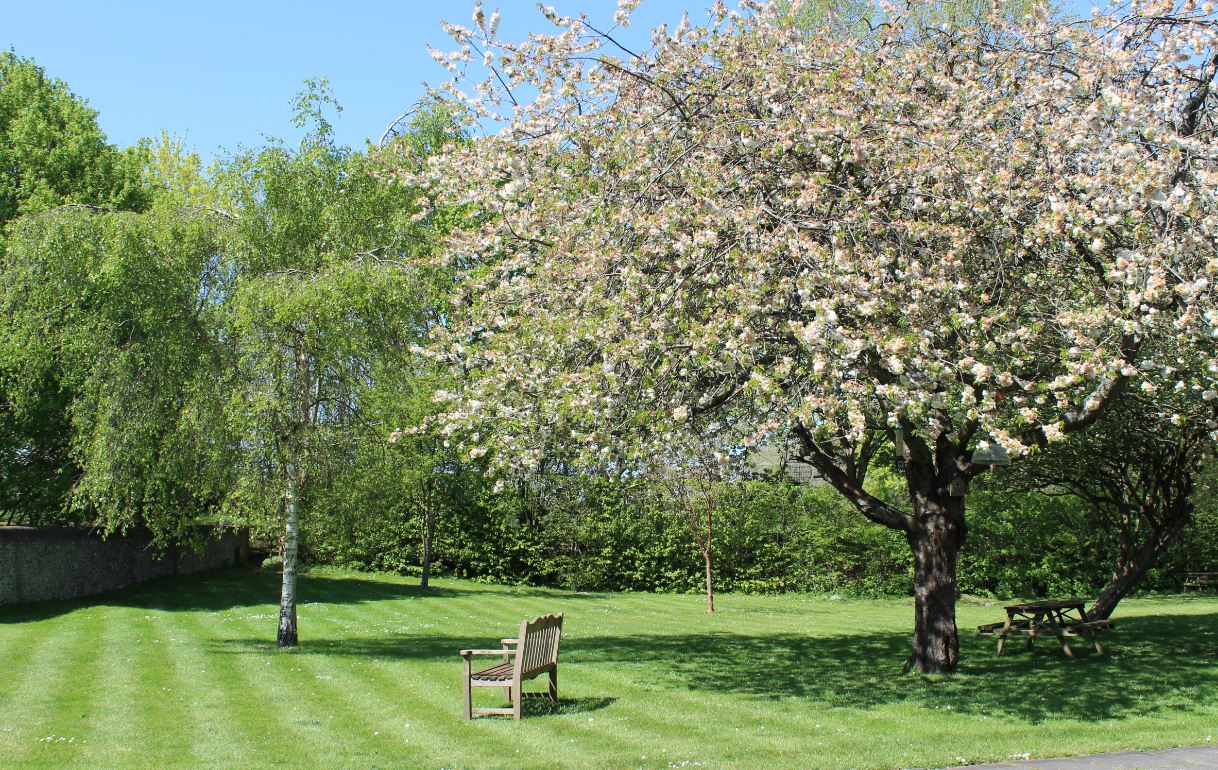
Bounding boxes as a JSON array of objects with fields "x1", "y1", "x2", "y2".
[
  {"x1": 1184, "y1": 572, "x2": 1218, "y2": 591},
  {"x1": 469, "y1": 662, "x2": 515, "y2": 682},
  {"x1": 461, "y1": 613, "x2": 563, "y2": 720},
  {"x1": 1073, "y1": 619, "x2": 1113, "y2": 631}
]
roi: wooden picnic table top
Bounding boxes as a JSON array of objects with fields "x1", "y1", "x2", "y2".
[{"x1": 1003, "y1": 598, "x2": 1087, "y2": 614}]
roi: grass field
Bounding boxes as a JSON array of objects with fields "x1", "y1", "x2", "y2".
[{"x1": 1, "y1": 567, "x2": 1216, "y2": 769}]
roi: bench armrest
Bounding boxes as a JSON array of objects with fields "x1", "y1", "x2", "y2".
[
  {"x1": 501, "y1": 638, "x2": 520, "y2": 646},
  {"x1": 460, "y1": 648, "x2": 518, "y2": 657}
]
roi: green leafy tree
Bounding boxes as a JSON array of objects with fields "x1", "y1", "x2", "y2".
[
  {"x1": 381, "y1": 377, "x2": 469, "y2": 589},
  {"x1": 0, "y1": 53, "x2": 153, "y2": 526},
  {"x1": 992, "y1": 386, "x2": 1218, "y2": 620},
  {"x1": 214, "y1": 85, "x2": 453, "y2": 646},
  {"x1": 0, "y1": 51, "x2": 147, "y2": 230},
  {"x1": 1, "y1": 138, "x2": 232, "y2": 538}
]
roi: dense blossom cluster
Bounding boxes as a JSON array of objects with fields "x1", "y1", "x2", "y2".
[{"x1": 412, "y1": 0, "x2": 1218, "y2": 478}]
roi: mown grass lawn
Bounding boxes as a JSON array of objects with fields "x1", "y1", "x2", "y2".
[{"x1": 1, "y1": 568, "x2": 1216, "y2": 770}]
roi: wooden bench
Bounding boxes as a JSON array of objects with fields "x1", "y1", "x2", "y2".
[
  {"x1": 461, "y1": 613, "x2": 563, "y2": 720},
  {"x1": 1184, "y1": 572, "x2": 1218, "y2": 591}
]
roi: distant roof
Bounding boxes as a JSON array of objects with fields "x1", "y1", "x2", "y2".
[{"x1": 744, "y1": 444, "x2": 822, "y2": 485}]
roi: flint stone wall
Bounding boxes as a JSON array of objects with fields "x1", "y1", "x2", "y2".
[{"x1": 0, "y1": 526, "x2": 250, "y2": 606}]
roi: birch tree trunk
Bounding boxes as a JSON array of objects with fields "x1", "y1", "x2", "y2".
[
  {"x1": 277, "y1": 460, "x2": 300, "y2": 647},
  {"x1": 277, "y1": 344, "x2": 311, "y2": 648}
]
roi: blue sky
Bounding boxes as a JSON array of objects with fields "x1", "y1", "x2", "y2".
[
  {"x1": 2, "y1": 1, "x2": 697, "y2": 163},
  {"x1": 6, "y1": 0, "x2": 1096, "y2": 164}
]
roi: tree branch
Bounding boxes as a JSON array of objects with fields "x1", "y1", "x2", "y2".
[{"x1": 793, "y1": 422, "x2": 915, "y2": 533}]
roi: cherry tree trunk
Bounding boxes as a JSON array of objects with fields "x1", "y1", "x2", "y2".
[
  {"x1": 1088, "y1": 511, "x2": 1190, "y2": 621},
  {"x1": 277, "y1": 464, "x2": 300, "y2": 648},
  {"x1": 905, "y1": 501, "x2": 965, "y2": 674}
]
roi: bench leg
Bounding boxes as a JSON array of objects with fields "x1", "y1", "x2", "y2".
[
  {"x1": 512, "y1": 680, "x2": 522, "y2": 721},
  {"x1": 502, "y1": 646, "x2": 512, "y2": 702},
  {"x1": 995, "y1": 635, "x2": 1007, "y2": 657},
  {"x1": 1090, "y1": 631, "x2": 1105, "y2": 654},
  {"x1": 549, "y1": 668, "x2": 558, "y2": 703},
  {"x1": 463, "y1": 661, "x2": 472, "y2": 720}
]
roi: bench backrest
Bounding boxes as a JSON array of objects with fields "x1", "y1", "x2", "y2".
[{"x1": 514, "y1": 613, "x2": 563, "y2": 678}]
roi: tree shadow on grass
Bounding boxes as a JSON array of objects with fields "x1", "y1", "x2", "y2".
[
  {"x1": 208, "y1": 611, "x2": 1218, "y2": 725},
  {"x1": 611, "y1": 611, "x2": 1218, "y2": 724}
]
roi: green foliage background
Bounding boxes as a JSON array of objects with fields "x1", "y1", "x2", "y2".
[
  {"x1": 300, "y1": 462, "x2": 1218, "y2": 598},
  {"x1": 0, "y1": 52, "x2": 152, "y2": 526}
]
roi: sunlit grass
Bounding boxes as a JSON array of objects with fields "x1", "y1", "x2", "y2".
[{"x1": 1, "y1": 567, "x2": 1216, "y2": 769}]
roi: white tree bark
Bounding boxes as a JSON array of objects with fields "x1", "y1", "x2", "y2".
[
  {"x1": 277, "y1": 462, "x2": 300, "y2": 647},
  {"x1": 277, "y1": 343, "x2": 311, "y2": 648}
]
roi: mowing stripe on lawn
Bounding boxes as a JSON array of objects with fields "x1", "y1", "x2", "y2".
[
  {"x1": 298, "y1": 579, "x2": 673, "y2": 768},
  {"x1": 296, "y1": 595, "x2": 551, "y2": 765},
  {"x1": 226, "y1": 625, "x2": 361, "y2": 766},
  {"x1": 584, "y1": 673, "x2": 769, "y2": 765},
  {"x1": 225, "y1": 601, "x2": 483, "y2": 768},
  {"x1": 197, "y1": 613, "x2": 348, "y2": 768},
  {"x1": 152, "y1": 604, "x2": 256, "y2": 769},
  {"x1": 70, "y1": 605, "x2": 183, "y2": 769},
  {"x1": 0, "y1": 617, "x2": 53, "y2": 764},
  {"x1": 6, "y1": 609, "x2": 98, "y2": 768},
  {"x1": 279, "y1": 634, "x2": 480, "y2": 768},
  {"x1": 183, "y1": 611, "x2": 311, "y2": 765},
  {"x1": 0, "y1": 618, "x2": 45, "y2": 762}
]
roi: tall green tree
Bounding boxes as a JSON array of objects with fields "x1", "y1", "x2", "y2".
[
  {"x1": 0, "y1": 51, "x2": 147, "y2": 230},
  {"x1": 214, "y1": 85, "x2": 454, "y2": 646},
  {"x1": 380, "y1": 376, "x2": 469, "y2": 590},
  {"x1": 1, "y1": 138, "x2": 232, "y2": 538},
  {"x1": 0, "y1": 52, "x2": 151, "y2": 526}
]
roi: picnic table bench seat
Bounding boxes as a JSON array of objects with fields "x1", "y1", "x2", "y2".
[
  {"x1": 1074, "y1": 619, "x2": 1114, "y2": 631},
  {"x1": 981, "y1": 619, "x2": 1114, "y2": 634},
  {"x1": 461, "y1": 613, "x2": 563, "y2": 720}
]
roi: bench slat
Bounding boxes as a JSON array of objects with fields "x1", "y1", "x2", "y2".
[{"x1": 471, "y1": 662, "x2": 516, "y2": 682}]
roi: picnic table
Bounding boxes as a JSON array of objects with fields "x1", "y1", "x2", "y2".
[{"x1": 977, "y1": 599, "x2": 1112, "y2": 658}]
